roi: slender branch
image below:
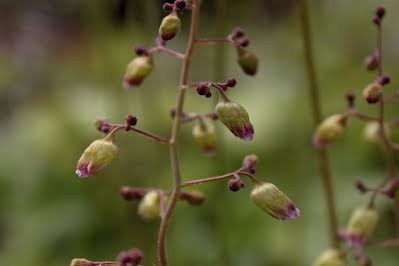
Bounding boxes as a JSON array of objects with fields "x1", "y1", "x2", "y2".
[
  {"x1": 128, "y1": 126, "x2": 170, "y2": 144},
  {"x1": 157, "y1": 1, "x2": 200, "y2": 265},
  {"x1": 299, "y1": 0, "x2": 339, "y2": 248},
  {"x1": 367, "y1": 238, "x2": 399, "y2": 248},
  {"x1": 181, "y1": 172, "x2": 235, "y2": 187},
  {"x1": 195, "y1": 38, "x2": 230, "y2": 44},
  {"x1": 149, "y1": 46, "x2": 185, "y2": 60},
  {"x1": 346, "y1": 110, "x2": 378, "y2": 122}
]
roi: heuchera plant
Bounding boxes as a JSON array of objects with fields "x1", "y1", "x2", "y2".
[{"x1": 71, "y1": 1, "x2": 298, "y2": 266}]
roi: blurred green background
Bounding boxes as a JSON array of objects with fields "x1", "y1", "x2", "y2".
[{"x1": 1, "y1": 0, "x2": 399, "y2": 265}]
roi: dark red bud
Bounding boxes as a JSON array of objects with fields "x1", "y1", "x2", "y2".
[
  {"x1": 373, "y1": 16, "x2": 381, "y2": 26},
  {"x1": 118, "y1": 248, "x2": 144, "y2": 265},
  {"x1": 355, "y1": 180, "x2": 368, "y2": 194},
  {"x1": 375, "y1": 6, "x2": 386, "y2": 19},
  {"x1": 232, "y1": 27, "x2": 245, "y2": 38},
  {"x1": 170, "y1": 108, "x2": 177, "y2": 118},
  {"x1": 205, "y1": 91, "x2": 212, "y2": 98},
  {"x1": 120, "y1": 187, "x2": 134, "y2": 200},
  {"x1": 163, "y1": 3, "x2": 174, "y2": 12},
  {"x1": 126, "y1": 114, "x2": 138, "y2": 126},
  {"x1": 345, "y1": 92, "x2": 356, "y2": 108},
  {"x1": 240, "y1": 38, "x2": 250, "y2": 47},
  {"x1": 228, "y1": 179, "x2": 244, "y2": 192},
  {"x1": 377, "y1": 75, "x2": 390, "y2": 86},
  {"x1": 100, "y1": 124, "x2": 112, "y2": 134},
  {"x1": 124, "y1": 125, "x2": 131, "y2": 132},
  {"x1": 175, "y1": 0, "x2": 186, "y2": 10},
  {"x1": 227, "y1": 78, "x2": 237, "y2": 87},
  {"x1": 134, "y1": 46, "x2": 147, "y2": 56},
  {"x1": 196, "y1": 83, "x2": 209, "y2": 95}
]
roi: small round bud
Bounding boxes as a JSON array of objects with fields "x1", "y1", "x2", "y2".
[
  {"x1": 174, "y1": 0, "x2": 186, "y2": 10},
  {"x1": 159, "y1": 12, "x2": 181, "y2": 41},
  {"x1": 118, "y1": 248, "x2": 144, "y2": 265},
  {"x1": 363, "y1": 121, "x2": 390, "y2": 144},
  {"x1": 345, "y1": 91, "x2": 356, "y2": 108},
  {"x1": 231, "y1": 27, "x2": 245, "y2": 39},
  {"x1": 239, "y1": 38, "x2": 250, "y2": 47},
  {"x1": 163, "y1": 3, "x2": 174, "y2": 12},
  {"x1": 192, "y1": 122, "x2": 217, "y2": 155},
  {"x1": 242, "y1": 154, "x2": 258, "y2": 173},
  {"x1": 312, "y1": 249, "x2": 345, "y2": 266},
  {"x1": 228, "y1": 178, "x2": 244, "y2": 192},
  {"x1": 345, "y1": 206, "x2": 379, "y2": 247},
  {"x1": 375, "y1": 6, "x2": 386, "y2": 19},
  {"x1": 377, "y1": 75, "x2": 390, "y2": 86},
  {"x1": 215, "y1": 100, "x2": 254, "y2": 141},
  {"x1": 363, "y1": 54, "x2": 379, "y2": 71},
  {"x1": 134, "y1": 45, "x2": 147, "y2": 56},
  {"x1": 227, "y1": 78, "x2": 237, "y2": 87},
  {"x1": 205, "y1": 91, "x2": 212, "y2": 98},
  {"x1": 120, "y1": 186, "x2": 134, "y2": 200},
  {"x1": 372, "y1": 16, "x2": 381, "y2": 26},
  {"x1": 196, "y1": 83, "x2": 209, "y2": 95},
  {"x1": 124, "y1": 124, "x2": 131, "y2": 132},
  {"x1": 355, "y1": 181, "x2": 368, "y2": 194},
  {"x1": 313, "y1": 114, "x2": 347, "y2": 148},
  {"x1": 362, "y1": 82, "x2": 383, "y2": 104},
  {"x1": 123, "y1": 56, "x2": 154, "y2": 89},
  {"x1": 250, "y1": 181, "x2": 300, "y2": 221},
  {"x1": 137, "y1": 191, "x2": 160, "y2": 221},
  {"x1": 126, "y1": 114, "x2": 138, "y2": 126},
  {"x1": 236, "y1": 47, "x2": 258, "y2": 76},
  {"x1": 170, "y1": 107, "x2": 177, "y2": 118}
]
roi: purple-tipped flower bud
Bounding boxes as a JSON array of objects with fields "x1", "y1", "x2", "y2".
[
  {"x1": 123, "y1": 56, "x2": 154, "y2": 89},
  {"x1": 192, "y1": 121, "x2": 217, "y2": 155},
  {"x1": 76, "y1": 132, "x2": 118, "y2": 178},
  {"x1": 159, "y1": 12, "x2": 181, "y2": 41},
  {"x1": 215, "y1": 100, "x2": 254, "y2": 141},
  {"x1": 313, "y1": 114, "x2": 347, "y2": 148},
  {"x1": 236, "y1": 47, "x2": 258, "y2": 76},
  {"x1": 228, "y1": 178, "x2": 244, "y2": 192},
  {"x1": 250, "y1": 181, "x2": 300, "y2": 221},
  {"x1": 363, "y1": 121, "x2": 390, "y2": 144},
  {"x1": 344, "y1": 206, "x2": 379, "y2": 247},
  {"x1": 242, "y1": 154, "x2": 258, "y2": 174},
  {"x1": 363, "y1": 54, "x2": 379, "y2": 71},
  {"x1": 362, "y1": 82, "x2": 383, "y2": 104},
  {"x1": 70, "y1": 258, "x2": 94, "y2": 266},
  {"x1": 126, "y1": 114, "x2": 138, "y2": 126},
  {"x1": 312, "y1": 249, "x2": 346, "y2": 266},
  {"x1": 137, "y1": 191, "x2": 160, "y2": 221}
]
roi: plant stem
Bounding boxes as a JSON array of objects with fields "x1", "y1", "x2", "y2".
[
  {"x1": 157, "y1": 1, "x2": 200, "y2": 265},
  {"x1": 299, "y1": 0, "x2": 339, "y2": 248}
]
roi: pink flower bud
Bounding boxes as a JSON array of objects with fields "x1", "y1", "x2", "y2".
[
  {"x1": 159, "y1": 11, "x2": 181, "y2": 41},
  {"x1": 76, "y1": 133, "x2": 118, "y2": 178},
  {"x1": 250, "y1": 181, "x2": 300, "y2": 221},
  {"x1": 123, "y1": 55, "x2": 154, "y2": 89},
  {"x1": 215, "y1": 100, "x2": 254, "y2": 141}
]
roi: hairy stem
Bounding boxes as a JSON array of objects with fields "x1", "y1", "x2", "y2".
[
  {"x1": 299, "y1": 0, "x2": 339, "y2": 247},
  {"x1": 157, "y1": 1, "x2": 200, "y2": 265}
]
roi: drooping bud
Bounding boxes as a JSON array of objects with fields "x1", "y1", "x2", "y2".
[
  {"x1": 236, "y1": 47, "x2": 258, "y2": 76},
  {"x1": 70, "y1": 258, "x2": 96, "y2": 266},
  {"x1": 159, "y1": 11, "x2": 181, "y2": 41},
  {"x1": 312, "y1": 249, "x2": 346, "y2": 266},
  {"x1": 363, "y1": 121, "x2": 390, "y2": 144},
  {"x1": 344, "y1": 206, "x2": 379, "y2": 247},
  {"x1": 76, "y1": 132, "x2": 118, "y2": 178},
  {"x1": 137, "y1": 191, "x2": 160, "y2": 221},
  {"x1": 250, "y1": 181, "x2": 300, "y2": 221},
  {"x1": 192, "y1": 121, "x2": 217, "y2": 155},
  {"x1": 242, "y1": 154, "x2": 258, "y2": 173},
  {"x1": 215, "y1": 99, "x2": 254, "y2": 141},
  {"x1": 362, "y1": 82, "x2": 383, "y2": 104},
  {"x1": 313, "y1": 114, "x2": 347, "y2": 148},
  {"x1": 123, "y1": 55, "x2": 154, "y2": 89}
]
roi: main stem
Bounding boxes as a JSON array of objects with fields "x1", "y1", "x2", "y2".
[
  {"x1": 299, "y1": 0, "x2": 339, "y2": 247},
  {"x1": 157, "y1": 1, "x2": 200, "y2": 266}
]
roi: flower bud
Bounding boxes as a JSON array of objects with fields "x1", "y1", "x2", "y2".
[
  {"x1": 313, "y1": 114, "x2": 346, "y2": 148},
  {"x1": 250, "y1": 181, "x2": 300, "y2": 221},
  {"x1": 345, "y1": 206, "x2": 378, "y2": 246},
  {"x1": 236, "y1": 47, "x2": 258, "y2": 76},
  {"x1": 363, "y1": 54, "x2": 379, "y2": 71},
  {"x1": 363, "y1": 121, "x2": 390, "y2": 144},
  {"x1": 123, "y1": 55, "x2": 154, "y2": 89},
  {"x1": 159, "y1": 11, "x2": 181, "y2": 41},
  {"x1": 228, "y1": 178, "x2": 244, "y2": 192},
  {"x1": 312, "y1": 249, "x2": 345, "y2": 266},
  {"x1": 180, "y1": 190, "x2": 205, "y2": 205},
  {"x1": 192, "y1": 121, "x2": 217, "y2": 155},
  {"x1": 76, "y1": 132, "x2": 118, "y2": 178},
  {"x1": 118, "y1": 248, "x2": 144, "y2": 265},
  {"x1": 137, "y1": 191, "x2": 160, "y2": 221},
  {"x1": 362, "y1": 82, "x2": 383, "y2": 104},
  {"x1": 242, "y1": 154, "x2": 258, "y2": 173},
  {"x1": 215, "y1": 100, "x2": 254, "y2": 141},
  {"x1": 70, "y1": 258, "x2": 94, "y2": 266}
]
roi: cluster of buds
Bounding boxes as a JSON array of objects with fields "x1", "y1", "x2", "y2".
[
  {"x1": 195, "y1": 78, "x2": 237, "y2": 98},
  {"x1": 159, "y1": 1, "x2": 187, "y2": 41},
  {"x1": 313, "y1": 114, "x2": 347, "y2": 148}
]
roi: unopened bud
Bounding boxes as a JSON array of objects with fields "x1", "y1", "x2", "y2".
[
  {"x1": 159, "y1": 12, "x2": 181, "y2": 41},
  {"x1": 123, "y1": 56, "x2": 154, "y2": 89},
  {"x1": 117, "y1": 248, "x2": 144, "y2": 265},
  {"x1": 126, "y1": 114, "x2": 138, "y2": 126},
  {"x1": 313, "y1": 114, "x2": 347, "y2": 148},
  {"x1": 70, "y1": 258, "x2": 95, "y2": 266},
  {"x1": 192, "y1": 121, "x2": 217, "y2": 155},
  {"x1": 362, "y1": 82, "x2": 383, "y2": 104},
  {"x1": 76, "y1": 132, "x2": 118, "y2": 178},
  {"x1": 363, "y1": 121, "x2": 390, "y2": 144},
  {"x1": 228, "y1": 178, "x2": 244, "y2": 192},
  {"x1": 236, "y1": 47, "x2": 258, "y2": 76},
  {"x1": 215, "y1": 100, "x2": 254, "y2": 141},
  {"x1": 250, "y1": 181, "x2": 300, "y2": 221},
  {"x1": 242, "y1": 154, "x2": 258, "y2": 173},
  {"x1": 312, "y1": 249, "x2": 345, "y2": 266},
  {"x1": 363, "y1": 54, "x2": 379, "y2": 71},
  {"x1": 345, "y1": 206, "x2": 379, "y2": 246},
  {"x1": 174, "y1": 0, "x2": 186, "y2": 10},
  {"x1": 137, "y1": 191, "x2": 160, "y2": 221}
]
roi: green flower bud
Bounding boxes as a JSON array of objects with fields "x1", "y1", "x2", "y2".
[
  {"x1": 362, "y1": 82, "x2": 383, "y2": 104},
  {"x1": 159, "y1": 12, "x2": 181, "y2": 41},
  {"x1": 250, "y1": 181, "x2": 300, "y2": 221},
  {"x1": 137, "y1": 191, "x2": 160, "y2": 221},
  {"x1": 123, "y1": 55, "x2": 154, "y2": 89},
  {"x1": 76, "y1": 132, "x2": 118, "y2": 178},
  {"x1": 313, "y1": 114, "x2": 346, "y2": 148},
  {"x1": 215, "y1": 100, "x2": 254, "y2": 140},
  {"x1": 345, "y1": 206, "x2": 378, "y2": 246},
  {"x1": 312, "y1": 249, "x2": 346, "y2": 266},
  {"x1": 237, "y1": 47, "x2": 258, "y2": 76},
  {"x1": 363, "y1": 121, "x2": 390, "y2": 144},
  {"x1": 192, "y1": 121, "x2": 217, "y2": 155}
]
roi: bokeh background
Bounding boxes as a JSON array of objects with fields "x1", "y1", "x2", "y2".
[{"x1": 1, "y1": 0, "x2": 399, "y2": 265}]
